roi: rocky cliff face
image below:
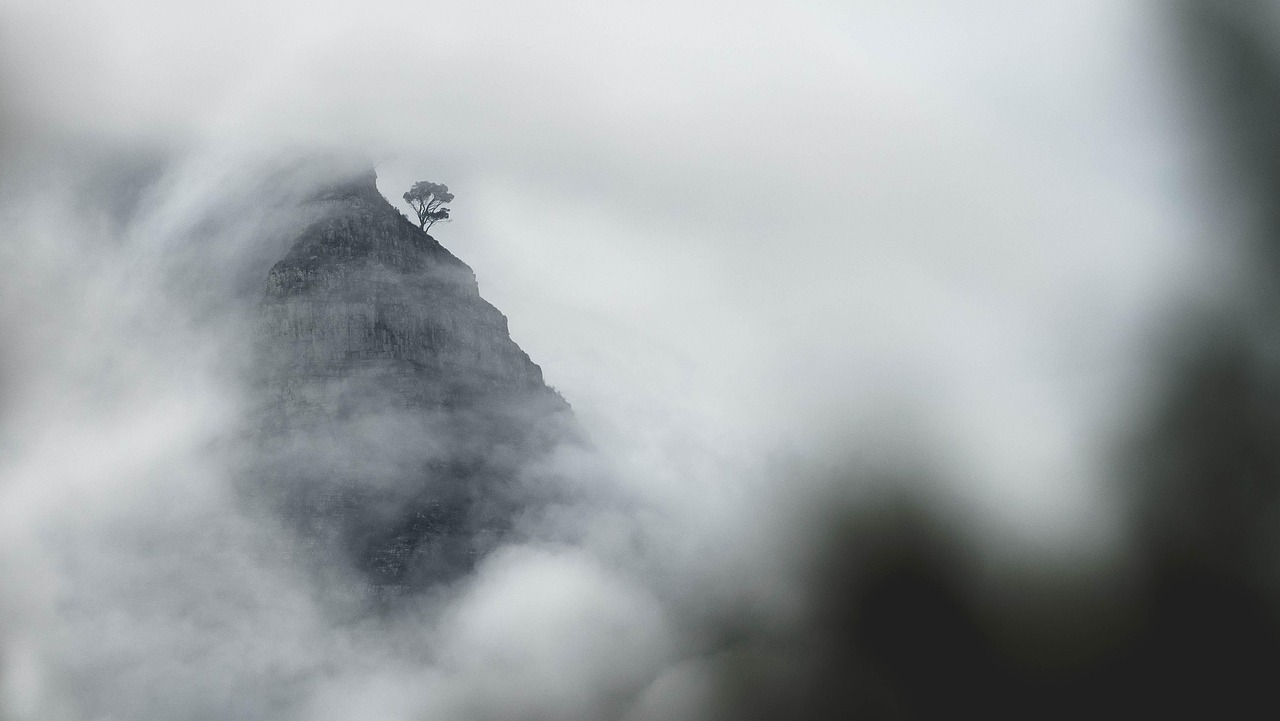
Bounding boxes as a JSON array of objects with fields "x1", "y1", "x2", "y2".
[{"x1": 251, "y1": 165, "x2": 575, "y2": 593}]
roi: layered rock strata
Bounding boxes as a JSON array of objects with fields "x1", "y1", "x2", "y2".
[{"x1": 252, "y1": 166, "x2": 573, "y2": 592}]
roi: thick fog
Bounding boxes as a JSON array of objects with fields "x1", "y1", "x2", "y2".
[{"x1": 3, "y1": 1, "x2": 1278, "y2": 718}]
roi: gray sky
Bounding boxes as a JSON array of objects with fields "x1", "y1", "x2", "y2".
[
  {"x1": 0, "y1": 3, "x2": 1234, "y2": 716},
  {"x1": 0, "y1": 0, "x2": 1216, "y2": 551}
]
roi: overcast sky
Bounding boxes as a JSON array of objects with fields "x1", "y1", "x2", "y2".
[
  {"x1": 1, "y1": 2, "x2": 1250, "y2": 717},
  {"x1": 0, "y1": 0, "x2": 1223, "y2": 606}
]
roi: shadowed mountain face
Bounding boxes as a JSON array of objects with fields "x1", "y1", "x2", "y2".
[{"x1": 251, "y1": 165, "x2": 576, "y2": 593}]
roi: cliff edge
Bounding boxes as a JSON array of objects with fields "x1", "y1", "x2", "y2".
[{"x1": 252, "y1": 164, "x2": 576, "y2": 593}]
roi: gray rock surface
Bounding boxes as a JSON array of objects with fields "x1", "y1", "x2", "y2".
[{"x1": 251, "y1": 165, "x2": 576, "y2": 593}]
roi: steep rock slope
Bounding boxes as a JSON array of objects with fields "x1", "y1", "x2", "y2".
[{"x1": 253, "y1": 166, "x2": 574, "y2": 593}]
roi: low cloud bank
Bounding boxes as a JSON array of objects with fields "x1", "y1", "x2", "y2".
[{"x1": 5, "y1": 2, "x2": 1280, "y2": 719}]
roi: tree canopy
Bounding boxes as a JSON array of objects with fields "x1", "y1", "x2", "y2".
[{"x1": 403, "y1": 180, "x2": 454, "y2": 232}]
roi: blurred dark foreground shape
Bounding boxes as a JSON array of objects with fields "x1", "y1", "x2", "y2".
[{"x1": 693, "y1": 2, "x2": 1280, "y2": 717}]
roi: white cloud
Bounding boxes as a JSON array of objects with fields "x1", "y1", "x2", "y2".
[{"x1": 0, "y1": 1, "x2": 1224, "y2": 717}]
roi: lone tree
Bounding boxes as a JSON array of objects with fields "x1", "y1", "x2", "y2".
[{"x1": 403, "y1": 180, "x2": 454, "y2": 232}]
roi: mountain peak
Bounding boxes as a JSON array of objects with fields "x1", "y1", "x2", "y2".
[{"x1": 251, "y1": 160, "x2": 574, "y2": 594}]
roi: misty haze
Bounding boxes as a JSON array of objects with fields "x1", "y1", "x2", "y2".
[{"x1": 4, "y1": 1, "x2": 1280, "y2": 719}]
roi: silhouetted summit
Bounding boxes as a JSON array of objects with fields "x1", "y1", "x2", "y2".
[{"x1": 252, "y1": 162, "x2": 576, "y2": 594}]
